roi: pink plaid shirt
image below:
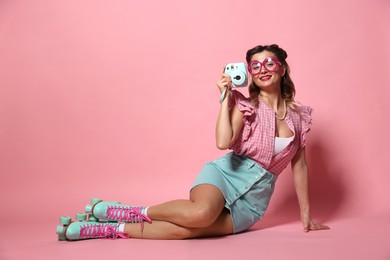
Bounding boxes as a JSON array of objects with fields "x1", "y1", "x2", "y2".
[{"x1": 230, "y1": 90, "x2": 312, "y2": 175}]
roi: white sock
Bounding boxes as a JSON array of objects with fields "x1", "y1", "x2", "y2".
[
  {"x1": 118, "y1": 223, "x2": 126, "y2": 232},
  {"x1": 143, "y1": 207, "x2": 149, "y2": 217}
]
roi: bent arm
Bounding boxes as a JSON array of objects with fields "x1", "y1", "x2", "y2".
[{"x1": 215, "y1": 94, "x2": 243, "y2": 150}]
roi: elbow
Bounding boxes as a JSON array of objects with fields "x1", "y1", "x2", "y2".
[
  {"x1": 216, "y1": 141, "x2": 230, "y2": 150},
  {"x1": 216, "y1": 133, "x2": 236, "y2": 150},
  {"x1": 216, "y1": 135, "x2": 235, "y2": 150}
]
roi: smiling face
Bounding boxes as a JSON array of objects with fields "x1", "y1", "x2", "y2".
[{"x1": 249, "y1": 50, "x2": 286, "y2": 91}]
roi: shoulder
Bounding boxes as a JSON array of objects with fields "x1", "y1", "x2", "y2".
[
  {"x1": 289, "y1": 101, "x2": 313, "y2": 118},
  {"x1": 296, "y1": 103, "x2": 313, "y2": 115},
  {"x1": 231, "y1": 89, "x2": 250, "y2": 103},
  {"x1": 231, "y1": 90, "x2": 255, "y2": 116},
  {"x1": 290, "y1": 102, "x2": 313, "y2": 132},
  {"x1": 291, "y1": 102, "x2": 313, "y2": 148}
]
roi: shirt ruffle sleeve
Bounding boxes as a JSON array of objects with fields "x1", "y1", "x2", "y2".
[
  {"x1": 298, "y1": 105, "x2": 313, "y2": 149},
  {"x1": 231, "y1": 90, "x2": 254, "y2": 115},
  {"x1": 231, "y1": 90, "x2": 255, "y2": 142}
]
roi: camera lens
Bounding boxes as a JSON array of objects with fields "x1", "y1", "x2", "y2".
[{"x1": 234, "y1": 75, "x2": 241, "y2": 80}]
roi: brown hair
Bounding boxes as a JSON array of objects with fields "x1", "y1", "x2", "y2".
[{"x1": 246, "y1": 44, "x2": 296, "y2": 109}]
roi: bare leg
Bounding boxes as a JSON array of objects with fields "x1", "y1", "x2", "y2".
[
  {"x1": 147, "y1": 184, "x2": 226, "y2": 228},
  {"x1": 124, "y1": 208, "x2": 233, "y2": 239}
]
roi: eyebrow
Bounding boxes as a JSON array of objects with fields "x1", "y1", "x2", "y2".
[{"x1": 251, "y1": 56, "x2": 276, "y2": 62}]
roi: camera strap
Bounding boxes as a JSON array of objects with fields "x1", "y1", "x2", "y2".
[{"x1": 219, "y1": 86, "x2": 229, "y2": 104}]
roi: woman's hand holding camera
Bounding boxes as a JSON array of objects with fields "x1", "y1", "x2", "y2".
[
  {"x1": 217, "y1": 73, "x2": 232, "y2": 93},
  {"x1": 217, "y1": 73, "x2": 232, "y2": 104}
]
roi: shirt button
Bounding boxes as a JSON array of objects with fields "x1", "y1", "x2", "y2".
[{"x1": 256, "y1": 176, "x2": 260, "y2": 179}]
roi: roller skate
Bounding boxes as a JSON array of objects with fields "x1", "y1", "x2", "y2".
[
  {"x1": 84, "y1": 198, "x2": 121, "y2": 222},
  {"x1": 56, "y1": 215, "x2": 129, "y2": 241},
  {"x1": 85, "y1": 198, "x2": 151, "y2": 224}
]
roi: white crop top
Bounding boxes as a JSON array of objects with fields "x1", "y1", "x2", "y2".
[{"x1": 274, "y1": 136, "x2": 294, "y2": 155}]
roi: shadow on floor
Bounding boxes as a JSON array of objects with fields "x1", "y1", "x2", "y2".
[{"x1": 250, "y1": 137, "x2": 348, "y2": 231}]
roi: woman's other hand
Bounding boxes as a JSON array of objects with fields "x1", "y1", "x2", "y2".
[{"x1": 301, "y1": 212, "x2": 330, "y2": 232}]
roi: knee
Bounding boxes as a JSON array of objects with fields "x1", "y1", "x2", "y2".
[{"x1": 185, "y1": 206, "x2": 218, "y2": 228}]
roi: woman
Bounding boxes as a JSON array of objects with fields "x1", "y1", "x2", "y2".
[{"x1": 56, "y1": 44, "x2": 329, "y2": 241}]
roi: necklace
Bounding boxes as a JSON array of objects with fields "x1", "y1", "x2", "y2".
[{"x1": 275, "y1": 99, "x2": 287, "y2": 120}]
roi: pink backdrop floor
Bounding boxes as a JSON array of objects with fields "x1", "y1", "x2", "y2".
[{"x1": 1, "y1": 212, "x2": 389, "y2": 259}]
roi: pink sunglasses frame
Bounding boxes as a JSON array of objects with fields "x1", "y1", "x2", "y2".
[{"x1": 248, "y1": 56, "x2": 282, "y2": 76}]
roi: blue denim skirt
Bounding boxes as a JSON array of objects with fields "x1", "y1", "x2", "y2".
[{"x1": 191, "y1": 152, "x2": 278, "y2": 233}]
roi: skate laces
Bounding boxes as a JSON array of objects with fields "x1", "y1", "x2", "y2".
[
  {"x1": 79, "y1": 223, "x2": 129, "y2": 239},
  {"x1": 106, "y1": 205, "x2": 152, "y2": 224}
]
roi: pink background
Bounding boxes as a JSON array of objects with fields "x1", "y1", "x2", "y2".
[{"x1": 1, "y1": 0, "x2": 389, "y2": 259}]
